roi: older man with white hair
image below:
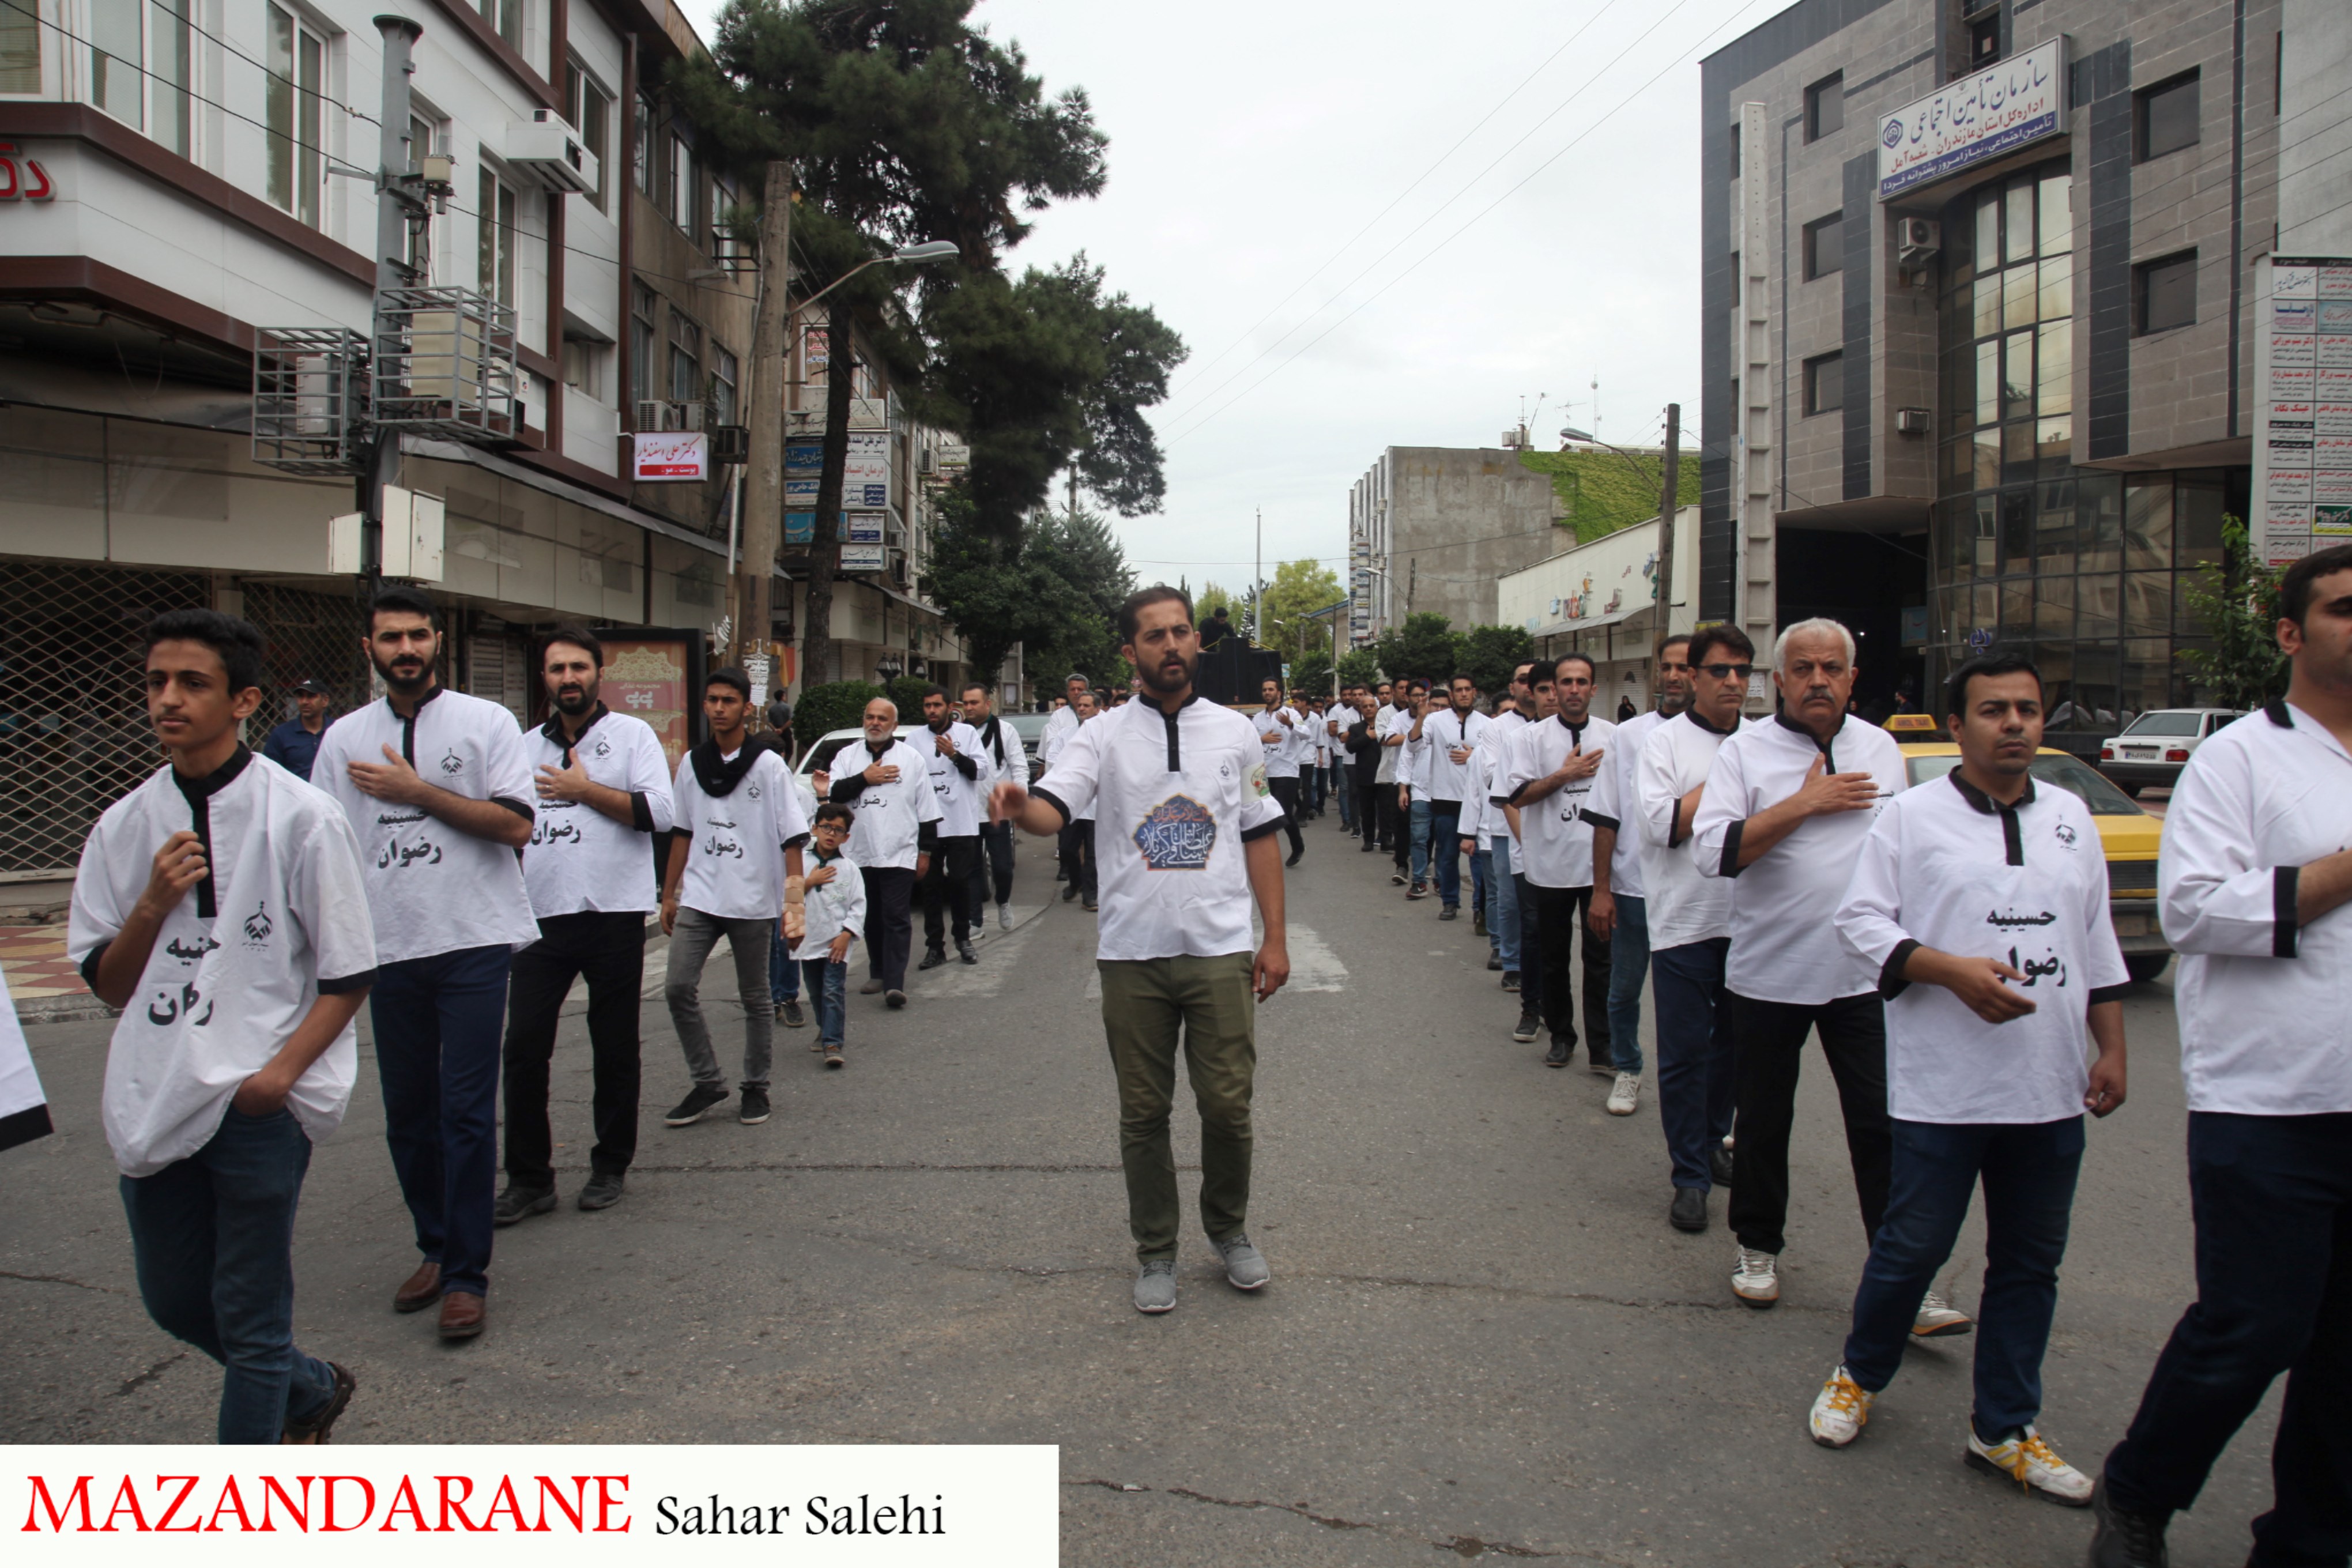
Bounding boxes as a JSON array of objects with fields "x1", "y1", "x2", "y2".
[
  {"x1": 827, "y1": 697, "x2": 939, "y2": 1008},
  {"x1": 1690, "y1": 619, "x2": 1963, "y2": 1332}
]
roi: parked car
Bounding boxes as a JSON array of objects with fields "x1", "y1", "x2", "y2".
[
  {"x1": 793, "y1": 723, "x2": 919, "y2": 798},
  {"x1": 2097, "y1": 707, "x2": 2246, "y2": 796},
  {"x1": 1893, "y1": 730, "x2": 2172, "y2": 984},
  {"x1": 1004, "y1": 711, "x2": 1051, "y2": 783}
]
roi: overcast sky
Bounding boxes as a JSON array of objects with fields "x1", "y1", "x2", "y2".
[{"x1": 676, "y1": 0, "x2": 1794, "y2": 593}]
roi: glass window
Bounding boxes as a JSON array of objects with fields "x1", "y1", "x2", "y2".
[
  {"x1": 1974, "y1": 194, "x2": 1999, "y2": 277},
  {"x1": 1805, "y1": 212, "x2": 1844, "y2": 280},
  {"x1": 1805, "y1": 352, "x2": 1843, "y2": 414},
  {"x1": 2003, "y1": 420, "x2": 2037, "y2": 483},
  {"x1": 566, "y1": 61, "x2": 610, "y2": 213},
  {"x1": 91, "y1": 0, "x2": 141, "y2": 125},
  {"x1": 1972, "y1": 493, "x2": 1999, "y2": 575},
  {"x1": 2037, "y1": 252, "x2": 2072, "y2": 323},
  {"x1": 2002, "y1": 329, "x2": 2034, "y2": 420},
  {"x1": 668, "y1": 311, "x2": 700, "y2": 403},
  {"x1": 669, "y1": 133, "x2": 695, "y2": 235},
  {"x1": 635, "y1": 94, "x2": 657, "y2": 195},
  {"x1": 148, "y1": 0, "x2": 192, "y2": 154},
  {"x1": 2124, "y1": 479, "x2": 2173, "y2": 569},
  {"x1": 2124, "y1": 572, "x2": 2170, "y2": 636},
  {"x1": 1974, "y1": 270, "x2": 2004, "y2": 337},
  {"x1": 2003, "y1": 262, "x2": 2037, "y2": 330},
  {"x1": 0, "y1": 0, "x2": 39, "y2": 91},
  {"x1": 2004, "y1": 184, "x2": 2034, "y2": 265},
  {"x1": 630, "y1": 283, "x2": 657, "y2": 406},
  {"x1": 2037, "y1": 174, "x2": 2071, "y2": 255},
  {"x1": 265, "y1": 6, "x2": 323, "y2": 229},
  {"x1": 2036, "y1": 573, "x2": 2075, "y2": 636},
  {"x1": 477, "y1": 165, "x2": 517, "y2": 306},
  {"x1": 478, "y1": 0, "x2": 519, "y2": 51},
  {"x1": 2037, "y1": 320, "x2": 2072, "y2": 416},
  {"x1": 1973, "y1": 425, "x2": 2001, "y2": 489},
  {"x1": 2137, "y1": 251, "x2": 2198, "y2": 334},
  {"x1": 1806, "y1": 73, "x2": 1843, "y2": 141},
  {"x1": 2079, "y1": 473, "x2": 2123, "y2": 574},
  {"x1": 2037, "y1": 478, "x2": 2079, "y2": 570},
  {"x1": 2001, "y1": 489, "x2": 2032, "y2": 571},
  {"x1": 2138, "y1": 72, "x2": 2199, "y2": 161},
  {"x1": 561, "y1": 336, "x2": 604, "y2": 399},
  {"x1": 711, "y1": 345, "x2": 738, "y2": 425},
  {"x1": 2123, "y1": 710, "x2": 2202, "y2": 736},
  {"x1": 2177, "y1": 474, "x2": 2227, "y2": 567},
  {"x1": 1976, "y1": 338, "x2": 2000, "y2": 426}
]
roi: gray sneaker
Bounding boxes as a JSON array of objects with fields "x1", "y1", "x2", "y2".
[
  {"x1": 1133, "y1": 1259, "x2": 1178, "y2": 1314},
  {"x1": 1212, "y1": 1233, "x2": 1270, "y2": 1290},
  {"x1": 997, "y1": 902, "x2": 1014, "y2": 932}
]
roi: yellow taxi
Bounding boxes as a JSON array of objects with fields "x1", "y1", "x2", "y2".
[{"x1": 1883, "y1": 714, "x2": 2169, "y2": 983}]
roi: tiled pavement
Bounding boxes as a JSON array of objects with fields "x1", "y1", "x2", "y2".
[{"x1": 0, "y1": 926, "x2": 108, "y2": 1024}]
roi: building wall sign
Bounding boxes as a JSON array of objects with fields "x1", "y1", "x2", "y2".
[
  {"x1": 1876, "y1": 39, "x2": 2067, "y2": 201},
  {"x1": 633, "y1": 431, "x2": 708, "y2": 482},
  {"x1": 2256, "y1": 255, "x2": 2352, "y2": 565},
  {"x1": 838, "y1": 543, "x2": 887, "y2": 572},
  {"x1": 0, "y1": 143, "x2": 55, "y2": 200}
]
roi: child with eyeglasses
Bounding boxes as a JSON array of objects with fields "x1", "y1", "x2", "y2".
[{"x1": 788, "y1": 802, "x2": 865, "y2": 1068}]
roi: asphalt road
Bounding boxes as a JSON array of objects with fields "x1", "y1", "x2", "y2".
[{"x1": 1, "y1": 814, "x2": 2279, "y2": 1566}]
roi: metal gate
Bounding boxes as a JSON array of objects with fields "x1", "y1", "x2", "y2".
[
  {"x1": 239, "y1": 582, "x2": 374, "y2": 722},
  {"x1": 0, "y1": 563, "x2": 209, "y2": 879}
]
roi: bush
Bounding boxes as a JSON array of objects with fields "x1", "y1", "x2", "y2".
[
  {"x1": 794, "y1": 680, "x2": 885, "y2": 747},
  {"x1": 886, "y1": 675, "x2": 938, "y2": 723}
]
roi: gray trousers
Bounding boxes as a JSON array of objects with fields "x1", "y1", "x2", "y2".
[{"x1": 665, "y1": 907, "x2": 774, "y2": 1090}]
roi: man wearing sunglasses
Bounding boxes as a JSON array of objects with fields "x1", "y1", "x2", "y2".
[{"x1": 1589, "y1": 625, "x2": 1755, "y2": 1233}]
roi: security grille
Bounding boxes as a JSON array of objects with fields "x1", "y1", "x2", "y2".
[
  {"x1": 0, "y1": 563, "x2": 208, "y2": 879},
  {"x1": 240, "y1": 583, "x2": 374, "y2": 722}
]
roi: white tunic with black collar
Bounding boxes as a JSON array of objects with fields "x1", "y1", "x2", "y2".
[
  {"x1": 1836, "y1": 772, "x2": 2129, "y2": 1124},
  {"x1": 520, "y1": 705, "x2": 676, "y2": 918},
  {"x1": 1693, "y1": 714, "x2": 1906, "y2": 1004},
  {"x1": 1502, "y1": 713, "x2": 1617, "y2": 890},
  {"x1": 2160, "y1": 701, "x2": 2352, "y2": 1115}
]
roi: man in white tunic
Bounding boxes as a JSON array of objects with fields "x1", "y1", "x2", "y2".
[
  {"x1": 2095, "y1": 544, "x2": 2352, "y2": 1567},
  {"x1": 994, "y1": 587, "x2": 1290, "y2": 1315},
  {"x1": 498, "y1": 626, "x2": 674, "y2": 1222},
  {"x1": 311, "y1": 586, "x2": 536, "y2": 1341},
  {"x1": 826, "y1": 698, "x2": 940, "y2": 1005},
  {"x1": 1253, "y1": 677, "x2": 1306, "y2": 866},
  {"x1": 71, "y1": 609, "x2": 375, "y2": 1439},
  {"x1": 1585, "y1": 638, "x2": 1690, "y2": 1115},
  {"x1": 917, "y1": 685, "x2": 990, "y2": 969},
  {"x1": 1505, "y1": 654, "x2": 1616, "y2": 1069}
]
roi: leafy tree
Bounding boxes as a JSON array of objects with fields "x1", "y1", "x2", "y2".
[
  {"x1": 2177, "y1": 517, "x2": 2289, "y2": 708},
  {"x1": 1335, "y1": 646, "x2": 1381, "y2": 689},
  {"x1": 1288, "y1": 645, "x2": 1334, "y2": 694},
  {"x1": 794, "y1": 679, "x2": 885, "y2": 742},
  {"x1": 1370, "y1": 611, "x2": 1461, "y2": 684},
  {"x1": 1197, "y1": 579, "x2": 1241, "y2": 622},
  {"x1": 920, "y1": 487, "x2": 1095, "y2": 683},
  {"x1": 1257, "y1": 558, "x2": 1344, "y2": 663},
  {"x1": 1456, "y1": 624, "x2": 1535, "y2": 697}
]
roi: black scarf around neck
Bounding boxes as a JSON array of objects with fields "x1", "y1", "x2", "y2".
[{"x1": 689, "y1": 738, "x2": 756, "y2": 798}]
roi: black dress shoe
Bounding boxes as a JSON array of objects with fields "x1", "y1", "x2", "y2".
[
  {"x1": 1285, "y1": 849, "x2": 1303, "y2": 868},
  {"x1": 918, "y1": 947, "x2": 948, "y2": 971},
  {"x1": 1062, "y1": 883, "x2": 1080, "y2": 902},
  {"x1": 1669, "y1": 1188, "x2": 1709, "y2": 1232},
  {"x1": 1710, "y1": 1144, "x2": 1736, "y2": 1188},
  {"x1": 956, "y1": 938, "x2": 978, "y2": 964},
  {"x1": 1543, "y1": 1039, "x2": 1570, "y2": 1068},
  {"x1": 1486, "y1": 955, "x2": 1503, "y2": 971},
  {"x1": 2087, "y1": 1483, "x2": 2172, "y2": 1568}
]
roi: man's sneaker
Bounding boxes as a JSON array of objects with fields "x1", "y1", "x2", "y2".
[
  {"x1": 1407, "y1": 881, "x2": 1430, "y2": 900},
  {"x1": 823, "y1": 1043, "x2": 844, "y2": 1069},
  {"x1": 1543, "y1": 1040, "x2": 1571, "y2": 1068},
  {"x1": 576, "y1": 1172, "x2": 625, "y2": 1211},
  {"x1": 1669, "y1": 1186, "x2": 1709, "y2": 1231},
  {"x1": 1913, "y1": 1289, "x2": 1975, "y2": 1338},
  {"x1": 1710, "y1": 1142, "x2": 1736, "y2": 1188},
  {"x1": 1607, "y1": 1072, "x2": 1641, "y2": 1115},
  {"x1": 1472, "y1": 909, "x2": 1487, "y2": 937},
  {"x1": 1967, "y1": 1424, "x2": 2094, "y2": 1506},
  {"x1": 2088, "y1": 1482, "x2": 2173, "y2": 1568},
  {"x1": 1588, "y1": 1057, "x2": 1615, "y2": 1077},
  {"x1": 1133, "y1": 1259, "x2": 1178, "y2": 1314},
  {"x1": 739, "y1": 1087, "x2": 771, "y2": 1125},
  {"x1": 1390, "y1": 870, "x2": 1407, "y2": 885},
  {"x1": 885, "y1": 989, "x2": 908, "y2": 1009},
  {"x1": 859, "y1": 977, "x2": 885, "y2": 994},
  {"x1": 663, "y1": 1083, "x2": 729, "y2": 1126},
  {"x1": 1501, "y1": 971, "x2": 1521, "y2": 992},
  {"x1": 918, "y1": 947, "x2": 948, "y2": 971},
  {"x1": 1807, "y1": 1365, "x2": 1874, "y2": 1448},
  {"x1": 1512, "y1": 1009, "x2": 1541, "y2": 1043},
  {"x1": 1486, "y1": 953, "x2": 1503, "y2": 971},
  {"x1": 1062, "y1": 883, "x2": 1080, "y2": 902},
  {"x1": 1438, "y1": 904, "x2": 1458, "y2": 921},
  {"x1": 956, "y1": 938, "x2": 978, "y2": 964},
  {"x1": 1732, "y1": 1246, "x2": 1780, "y2": 1307},
  {"x1": 1083, "y1": 896, "x2": 1098, "y2": 911},
  {"x1": 493, "y1": 1185, "x2": 557, "y2": 1227},
  {"x1": 1212, "y1": 1234, "x2": 1271, "y2": 1290},
  {"x1": 1284, "y1": 848, "x2": 1303, "y2": 868},
  {"x1": 998, "y1": 903, "x2": 1014, "y2": 932},
  {"x1": 779, "y1": 997, "x2": 807, "y2": 1028}
]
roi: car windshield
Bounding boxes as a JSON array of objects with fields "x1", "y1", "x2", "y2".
[
  {"x1": 1904, "y1": 752, "x2": 2147, "y2": 816},
  {"x1": 1005, "y1": 713, "x2": 1051, "y2": 743},
  {"x1": 2123, "y1": 711, "x2": 2203, "y2": 736},
  {"x1": 797, "y1": 729, "x2": 910, "y2": 776}
]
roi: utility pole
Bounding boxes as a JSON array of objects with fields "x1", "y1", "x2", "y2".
[
  {"x1": 1253, "y1": 507, "x2": 1261, "y2": 642},
  {"x1": 1653, "y1": 401, "x2": 1681, "y2": 669},
  {"x1": 361, "y1": 13, "x2": 425, "y2": 590},
  {"x1": 736, "y1": 159, "x2": 793, "y2": 706}
]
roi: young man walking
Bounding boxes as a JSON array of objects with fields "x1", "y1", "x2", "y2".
[
  {"x1": 1476, "y1": 662, "x2": 1535, "y2": 979},
  {"x1": 994, "y1": 586, "x2": 1290, "y2": 1315},
  {"x1": 2092, "y1": 544, "x2": 2352, "y2": 1568},
  {"x1": 918, "y1": 685, "x2": 990, "y2": 971},
  {"x1": 1585, "y1": 639, "x2": 1690, "y2": 1116},
  {"x1": 1501, "y1": 665, "x2": 1558, "y2": 1037},
  {"x1": 1058, "y1": 687, "x2": 1103, "y2": 909},
  {"x1": 1349, "y1": 689, "x2": 1385, "y2": 852},
  {"x1": 1254, "y1": 678, "x2": 1306, "y2": 866},
  {"x1": 829, "y1": 698, "x2": 938, "y2": 1006},
  {"x1": 70, "y1": 609, "x2": 375, "y2": 1441},
  {"x1": 311, "y1": 585, "x2": 537, "y2": 1341},
  {"x1": 1811, "y1": 653, "x2": 2129, "y2": 1509},
  {"x1": 1399, "y1": 681, "x2": 1435, "y2": 895},
  {"x1": 660, "y1": 668, "x2": 808, "y2": 1129},
  {"x1": 1503, "y1": 654, "x2": 1615, "y2": 1069},
  {"x1": 1423, "y1": 674, "x2": 1491, "y2": 922},
  {"x1": 499, "y1": 626, "x2": 674, "y2": 1221},
  {"x1": 962, "y1": 682, "x2": 1020, "y2": 932},
  {"x1": 1042, "y1": 672, "x2": 1092, "y2": 885}
]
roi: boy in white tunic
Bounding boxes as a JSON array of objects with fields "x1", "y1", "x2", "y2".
[
  {"x1": 310, "y1": 585, "x2": 536, "y2": 1342},
  {"x1": 789, "y1": 801, "x2": 868, "y2": 1068},
  {"x1": 1811, "y1": 654, "x2": 2128, "y2": 1507},
  {"x1": 70, "y1": 610, "x2": 375, "y2": 1442}
]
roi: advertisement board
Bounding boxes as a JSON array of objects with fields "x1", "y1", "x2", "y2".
[
  {"x1": 1877, "y1": 39, "x2": 2065, "y2": 200},
  {"x1": 785, "y1": 434, "x2": 892, "y2": 511},
  {"x1": 632, "y1": 432, "x2": 708, "y2": 483},
  {"x1": 844, "y1": 514, "x2": 885, "y2": 544},
  {"x1": 2255, "y1": 255, "x2": 2352, "y2": 565},
  {"x1": 598, "y1": 634, "x2": 695, "y2": 773},
  {"x1": 838, "y1": 544, "x2": 887, "y2": 573}
]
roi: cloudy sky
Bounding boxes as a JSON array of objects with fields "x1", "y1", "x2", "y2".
[{"x1": 676, "y1": 0, "x2": 1795, "y2": 590}]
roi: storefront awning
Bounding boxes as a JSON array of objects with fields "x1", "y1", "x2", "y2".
[{"x1": 1528, "y1": 605, "x2": 1640, "y2": 640}]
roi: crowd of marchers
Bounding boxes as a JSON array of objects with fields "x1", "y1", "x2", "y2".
[{"x1": 22, "y1": 547, "x2": 2352, "y2": 1568}]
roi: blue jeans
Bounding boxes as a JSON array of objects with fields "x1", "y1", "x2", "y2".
[
  {"x1": 1650, "y1": 937, "x2": 1735, "y2": 1190},
  {"x1": 1408, "y1": 798, "x2": 1432, "y2": 884},
  {"x1": 770, "y1": 916, "x2": 800, "y2": 1004},
  {"x1": 2105, "y1": 1111, "x2": 2352, "y2": 1567},
  {"x1": 1427, "y1": 801, "x2": 1464, "y2": 906},
  {"x1": 1334, "y1": 766, "x2": 1355, "y2": 828},
  {"x1": 120, "y1": 1107, "x2": 339, "y2": 1443},
  {"x1": 1467, "y1": 843, "x2": 1491, "y2": 930},
  {"x1": 1489, "y1": 834, "x2": 1521, "y2": 971},
  {"x1": 371, "y1": 943, "x2": 510, "y2": 1299},
  {"x1": 800, "y1": 958, "x2": 849, "y2": 1047},
  {"x1": 1844, "y1": 1115, "x2": 2085, "y2": 1439},
  {"x1": 1604, "y1": 892, "x2": 1650, "y2": 1075}
]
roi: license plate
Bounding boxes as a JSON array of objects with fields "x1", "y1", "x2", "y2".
[
  {"x1": 2110, "y1": 911, "x2": 2152, "y2": 937},
  {"x1": 2123, "y1": 748, "x2": 2158, "y2": 759}
]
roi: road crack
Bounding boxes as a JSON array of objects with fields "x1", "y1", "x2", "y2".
[
  {"x1": 1066, "y1": 1477, "x2": 1580, "y2": 1559},
  {"x1": 553, "y1": 1160, "x2": 1162, "y2": 1175},
  {"x1": 116, "y1": 1351, "x2": 187, "y2": 1396},
  {"x1": 0, "y1": 1269, "x2": 132, "y2": 1296}
]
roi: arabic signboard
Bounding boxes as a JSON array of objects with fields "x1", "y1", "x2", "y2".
[
  {"x1": 632, "y1": 431, "x2": 708, "y2": 482},
  {"x1": 784, "y1": 432, "x2": 892, "y2": 510},
  {"x1": 838, "y1": 543, "x2": 887, "y2": 572},
  {"x1": 601, "y1": 638, "x2": 692, "y2": 772},
  {"x1": 2256, "y1": 255, "x2": 2352, "y2": 566},
  {"x1": 1877, "y1": 38, "x2": 2066, "y2": 201}
]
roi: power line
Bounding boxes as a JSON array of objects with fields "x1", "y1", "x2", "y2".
[{"x1": 0, "y1": 0, "x2": 379, "y2": 129}]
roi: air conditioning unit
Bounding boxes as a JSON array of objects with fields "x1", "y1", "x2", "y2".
[
  {"x1": 887, "y1": 553, "x2": 911, "y2": 589},
  {"x1": 709, "y1": 424, "x2": 750, "y2": 464},
  {"x1": 1898, "y1": 217, "x2": 1940, "y2": 259},
  {"x1": 507, "y1": 110, "x2": 598, "y2": 194},
  {"x1": 632, "y1": 399, "x2": 703, "y2": 433},
  {"x1": 1896, "y1": 406, "x2": 1933, "y2": 435},
  {"x1": 917, "y1": 447, "x2": 935, "y2": 475}
]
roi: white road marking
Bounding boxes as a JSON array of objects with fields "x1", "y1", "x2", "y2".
[{"x1": 1081, "y1": 920, "x2": 1347, "y2": 998}]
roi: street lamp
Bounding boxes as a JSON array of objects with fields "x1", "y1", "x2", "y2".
[{"x1": 791, "y1": 240, "x2": 959, "y2": 319}]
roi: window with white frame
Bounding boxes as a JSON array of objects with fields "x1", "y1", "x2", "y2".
[
  {"x1": 87, "y1": 0, "x2": 195, "y2": 156},
  {"x1": 564, "y1": 58, "x2": 611, "y2": 213},
  {"x1": 630, "y1": 282, "x2": 657, "y2": 405},
  {"x1": 634, "y1": 92, "x2": 655, "y2": 197},
  {"x1": 265, "y1": 3, "x2": 325, "y2": 227},
  {"x1": 668, "y1": 310, "x2": 700, "y2": 404},
  {"x1": 477, "y1": 0, "x2": 519, "y2": 52},
  {"x1": 668, "y1": 131, "x2": 695, "y2": 236},
  {"x1": 710, "y1": 345, "x2": 737, "y2": 425},
  {"x1": 562, "y1": 333, "x2": 606, "y2": 400},
  {"x1": 0, "y1": 0, "x2": 40, "y2": 92},
  {"x1": 477, "y1": 163, "x2": 518, "y2": 307}
]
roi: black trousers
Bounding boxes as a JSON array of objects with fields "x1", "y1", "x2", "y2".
[
  {"x1": 1356, "y1": 780, "x2": 1384, "y2": 848},
  {"x1": 1267, "y1": 776, "x2": 1304, "y2": 855},
  {"x1": 923, "y1": 833, "x2": 981, "y2": 947},
  {"x1": 1725, "y1": 991, "x2": 1893, "y2": 1256},
  {"x1": 1069, "y1": 820, "x2": 1098, "y2": 897},
  {"x1": 861, "y1": 865, "x2": 918, "y2": 989},
  {"x1": 502, "y1": 910, "x2": 645, "y2": 1188},
  {"x1": 1513, "y1": 870, "x2": 1543, "y2": 1012},
  {"x1": 970, "y1": 820, "x2": 1015, "y2": 909},
  {"x1": 1390, "y1": 790, "x2": 1411, "y2": 872},
  {"x1": 1531, "y1": 883, "x2": 1610, "y2": 1058},
  {"x1": 1057, "y1": 821, "x2": 1082, "y2": 882}
]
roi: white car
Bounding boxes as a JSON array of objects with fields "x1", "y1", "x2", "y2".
[
  {"x1": 2097, "y1": 708, "x2": 2247, "y2": 795},
  {"x1": 792, "y1": 723, "x2": 921, "y2": 801}
]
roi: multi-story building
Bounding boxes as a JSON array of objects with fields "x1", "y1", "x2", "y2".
[
  {"x1": 1497, "y1": 505, "x2": 1701, "y2": 711},
  {"x1": 1699, "y1": 0, "x2": 2342, "y2": 736},
  {"x1": 0, "y1": 0, "x2": 966, "y2": 880},
  {"x1": 1346, "y1": 445, "x2": 1561, "y2": 643}
]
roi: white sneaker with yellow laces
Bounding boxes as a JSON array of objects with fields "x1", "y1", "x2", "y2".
[
  {"x1": 1807, "y1": 1365, "x2": 1874, "y2": 1448},
  {"x1": 1965, "y1": 1424, "x2": 2094, "y2": 1506}
]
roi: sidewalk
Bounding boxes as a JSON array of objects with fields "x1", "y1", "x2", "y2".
[{"x1": 0, "y1": 925, "x2": 111, "y2": 1025}]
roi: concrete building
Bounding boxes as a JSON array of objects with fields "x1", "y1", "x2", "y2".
[
  {"x1": 1346, "y1": 446, "x2": 1561, "y2": 643},
  {"x1": 1699, "y1": 0, "x2": 2334, "y2": 735},
  {"x1": 1497, "y1": 506, "x2": 1702, "y2": 712}
]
